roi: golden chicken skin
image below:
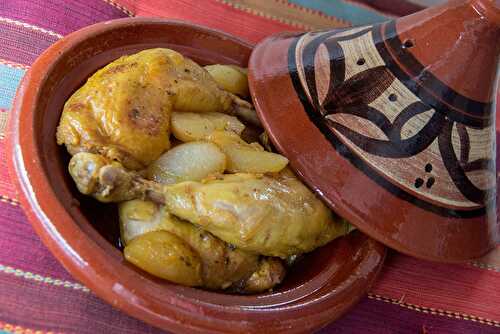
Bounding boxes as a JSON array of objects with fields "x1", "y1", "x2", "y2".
[
  {"x1": 120, "y1": 199, "x2": 285, "y2": 292},
  {"x1": 68, "y1": 152, "x2": 351, "y2": 258},
  {"x1": 56, "y1": 48, "x2": 234, "y2": 170}
]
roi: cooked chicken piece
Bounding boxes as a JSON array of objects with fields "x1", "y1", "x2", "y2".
[
  {"x1": 161, "y1": 174, "x2": 349, "y2": 258},
  {"x1": 68, "y1": 152, "x2": 140, "y2": 203},
  {"x1": 120, "y1": 199, "x2": 285, "y2": 292},
  {"x1": 69, "y1": 152, "x2": 351, "y2": 258},
  {"x1": 56, "y1": 48, "x2": 251, "y2": 169},
  {"x1": 233, "y1": 257, "x2": 285, "y2": 294}
]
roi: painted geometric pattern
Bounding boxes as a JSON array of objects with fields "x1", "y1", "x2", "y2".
[{"x1": 291, "y1": 23, "x2": 495, "y2": 212}]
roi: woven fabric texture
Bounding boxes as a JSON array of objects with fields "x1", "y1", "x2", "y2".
[{"x1": 0, "y1": 1, "x2": 498, "y2": 333}]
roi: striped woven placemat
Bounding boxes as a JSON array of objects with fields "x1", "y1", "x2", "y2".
[{"x1": 0, "y1": 1, "x2": 498, "y2": 333}]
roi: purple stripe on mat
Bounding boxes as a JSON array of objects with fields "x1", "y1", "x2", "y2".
[
  {"x1": 0, "y1": 201, "x2": 74, "y2": 281},
  {"x1": 350, "y1": 0, "x2": 425, "y2": 16},
  {"x1": 320, "y1": 296, "x2": 499, "y2": 334},
  {"x1": 0, "y1": 21, "x2": 59, "y2": 65},
  {"x1": 0, "y1": 269, "x2": 164, "y2": 334},
  {"x1": 0, "y1": 0, "x2": 130, "y2": 37}
]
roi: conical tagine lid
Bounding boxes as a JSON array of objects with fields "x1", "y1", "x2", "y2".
[{"x1": 248, "y1": 0, "x2": 500, "y2": 262}]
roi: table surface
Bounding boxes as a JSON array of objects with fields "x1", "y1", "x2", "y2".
[{"x1": 0, "y1": 1, "x2": 499, "y2": 333}]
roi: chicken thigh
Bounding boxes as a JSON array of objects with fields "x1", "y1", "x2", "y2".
[{"x1": 56, "y1": 48, "x2": 239, "y2": 170}]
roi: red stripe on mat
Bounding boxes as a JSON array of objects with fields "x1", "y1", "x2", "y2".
[
  {"x1": 322, "y1": 294, "x2": 500, "y2": 334},
  {"x1": 473, "y1": 247, "x2": 500, "y2": 272},
  {"x1": 371, "y1": 252, "x2": 500, "y2": 323},
  {"x1": 115, "y1": 0, "x2": 304, "y2": 43},
  {"x1": 2, "y1": 262, "x2": 498, "y2": 334}
]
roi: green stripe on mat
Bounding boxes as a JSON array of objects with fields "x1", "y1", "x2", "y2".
[
  {"x1": 289, "y1": 0, "x2": 389, "y2": 24},
  {"x1": 0, "y1": 64, "x2": 26, "y2": 109}
]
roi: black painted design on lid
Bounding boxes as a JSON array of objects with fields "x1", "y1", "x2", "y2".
[{"x1": 287, "y1": 23, "x2": 495, "y2": 217}]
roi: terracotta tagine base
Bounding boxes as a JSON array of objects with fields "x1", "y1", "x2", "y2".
[{"x1": 8, "y1": 18, "x2": 386, "y2": 334}]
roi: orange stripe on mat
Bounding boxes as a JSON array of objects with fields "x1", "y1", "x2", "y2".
[
  {"x1": 0, "y1": 136, "x2": 19, "y2": 200},
  {"x1": 218, "y1": 0, "x2": 349, "y2": 30}
]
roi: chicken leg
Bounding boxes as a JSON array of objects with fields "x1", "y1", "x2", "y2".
[
  {"x1": 120, "y1": 199, "x2": 285, "y2": 292},
  {"x1": 69, "y1": 152, "x2": 351, "y2": 258}
]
